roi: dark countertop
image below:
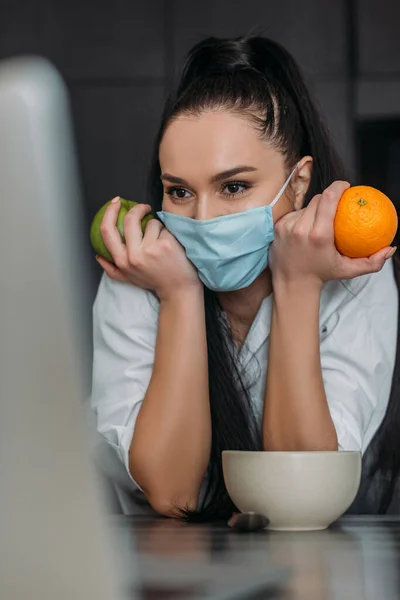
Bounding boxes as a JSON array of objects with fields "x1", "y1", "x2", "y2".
[{"x1": 109, "y1": 514, "x2": 400, "y2": 599}]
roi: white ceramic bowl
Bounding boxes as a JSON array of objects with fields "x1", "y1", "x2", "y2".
[{"x1": 222, "y1": 451, "x2": 362, "y2": 531}]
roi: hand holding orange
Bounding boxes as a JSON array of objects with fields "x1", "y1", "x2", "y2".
[{"x1": 334, "y1": 185, "x2": 398, "y2": 258}]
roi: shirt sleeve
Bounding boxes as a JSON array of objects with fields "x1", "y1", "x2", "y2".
[
  {"x1": 90, "y1": 273, "x2": 159, "y2": 488},
  {"x1": 320, "y1": 273, "x2": 397, "y2": 453}
]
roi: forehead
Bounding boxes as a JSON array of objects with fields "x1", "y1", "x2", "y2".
[{"x1": 159, "y1": 111, "x2": 277, "y2": 174}]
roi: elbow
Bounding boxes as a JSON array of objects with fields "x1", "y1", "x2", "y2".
[
  {"x1": 264, "y1": 438, "x2": 338, "y2": 451},
  {"x1": 146, "y1": 494, "x2": 190, "y2": 518},
  {"x1": 263, "y1": 413, "x2": 339, "y2": 451},
  {"x1": 263, "y1": 432, "x2": 338, "y2": 452},
  {"x1": 322, "y1": 437, "x2": 339, "y2": 452},
  {"x1": 142, "y1": 486, "x2": 198, "y2": 518},
  {"x1": 129, "y1": 455, "x2": 199, "y2": 517}
]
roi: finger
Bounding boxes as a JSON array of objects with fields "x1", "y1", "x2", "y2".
[
  {"x1": 299, "y1": 194, "x2": 322, "y2": 230},
  {"x1": 158, "y1": 225, "x2": 176, "y2": 239},
  {"x1": 123, "y1": 204, "x2": 154, "y2": 250},
  {"x1": 314, "y1": 181, "x2": 351, "y2": 233},
  {"x1": 141, "y1": 218, "x2": 164, "y2": 245},
  {"x1": 274, "y1": 206, "x2": 302, "y2": 235},
  {"x1": 339, "y1": 246, "x2": 396, "y2": 279},
  {"x1": 95, "y1": 255, "x2": 128, "y2": 282},
  {"x1": 100, "y1": 197, "x2": 128, "y2": 266}
]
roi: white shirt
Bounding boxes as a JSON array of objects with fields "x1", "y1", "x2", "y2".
[{"x1": 87, "y1": 259, "x2": 398, "y2": 514}]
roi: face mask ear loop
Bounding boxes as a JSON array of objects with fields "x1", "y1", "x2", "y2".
[{"x1": 269, "y1": 163, "x2": 299, "y2": 209}]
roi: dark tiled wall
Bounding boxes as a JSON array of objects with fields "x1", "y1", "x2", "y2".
[
  {"x1": 357, "y1": 0, "x2": 400, "y2": 75},
  {"x1": 356, "y1": 0, "x2": 400, "y2": 118}
]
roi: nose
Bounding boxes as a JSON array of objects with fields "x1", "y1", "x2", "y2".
[
  {"x1": 194, "y1": 197, "x2": 221, "y2": 221},
  {"x1": 194, "y1": 206, "x2": 210, "y2": 221}
]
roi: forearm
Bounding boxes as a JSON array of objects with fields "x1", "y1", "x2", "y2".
[
  {"x1": 129, "y1": 287, "x2": 210, "y2": 514},
  {"x1": 263, "y1": 279, "x2": 338, "y2": 451}
]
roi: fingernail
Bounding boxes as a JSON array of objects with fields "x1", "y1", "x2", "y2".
[
  {"x1": 95, "y1": 255, "x2": 100, "y2": 261},
  {"x1": 385, "y1": 246, "x2": 397, "y2": 259},
  {"x1": 111, "y1": 196, "x2": 120, "y2": 204}
]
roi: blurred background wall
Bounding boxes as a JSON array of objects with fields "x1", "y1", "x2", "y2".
[{"x1": 1, "y1": 0, "x2": 400, "y2": 295}]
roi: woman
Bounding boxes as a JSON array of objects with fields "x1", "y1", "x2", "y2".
[{"x1": 90, "y1": 35, "x2": 400, "y2": 520}]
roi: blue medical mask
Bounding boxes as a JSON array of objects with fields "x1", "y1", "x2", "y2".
[{"x1": 157, "y1": 165, "x2": 297, "y2": 292}]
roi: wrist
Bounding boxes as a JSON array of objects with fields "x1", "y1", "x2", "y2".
[
  {"x1": 272, "y1": 277, "x2": 322, "y2": 318},
  {"x1": 159, "y1": 281, "x2": 204, "y2": 305},
  {"x1": 272, "y1": 274, "x2": 324, "y2": 298}
]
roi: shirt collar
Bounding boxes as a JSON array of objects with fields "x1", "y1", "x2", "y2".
[{"x1": 236, "y1": 294, "x2": 273, "y2": 367}]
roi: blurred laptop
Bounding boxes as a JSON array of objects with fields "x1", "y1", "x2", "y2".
[
  {"x1": 0, "y1": 56, "x2": 289, "y2": 600},
  {"x1": 0, "y1": 54, "x2": 130, "y2": 600}
]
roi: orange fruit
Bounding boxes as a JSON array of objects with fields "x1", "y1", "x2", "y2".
[{"x1": 334, "y1": 185, "x2": 398, "y2": 258}]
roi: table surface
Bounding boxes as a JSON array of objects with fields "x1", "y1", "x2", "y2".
[{"x1": 110, "y1": 514, "x2": 400, "y2": 600}]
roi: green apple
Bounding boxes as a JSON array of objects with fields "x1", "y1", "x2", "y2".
[{"x1": 90, "y1": 198, "x2": 155, "y2": 263}]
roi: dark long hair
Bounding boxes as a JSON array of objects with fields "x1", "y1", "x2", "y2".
[
  {"x1": 147, "y1": 35, "x2": 400, "y2": 519},
  {"x1": 354, "y1": 250, "x2": 400, "y2": 514}
]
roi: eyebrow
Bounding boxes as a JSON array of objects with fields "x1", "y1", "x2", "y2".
[{"x1": 161, "y1": 166, "x2": 258, "y2": 186}]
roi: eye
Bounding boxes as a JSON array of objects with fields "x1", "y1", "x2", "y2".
[
  {"x1": 222, "y1": 181, "x2": 251, "y2": 197},
  {"x1": 166, "y1": 187, "x2": 192, "y2": 202}
]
